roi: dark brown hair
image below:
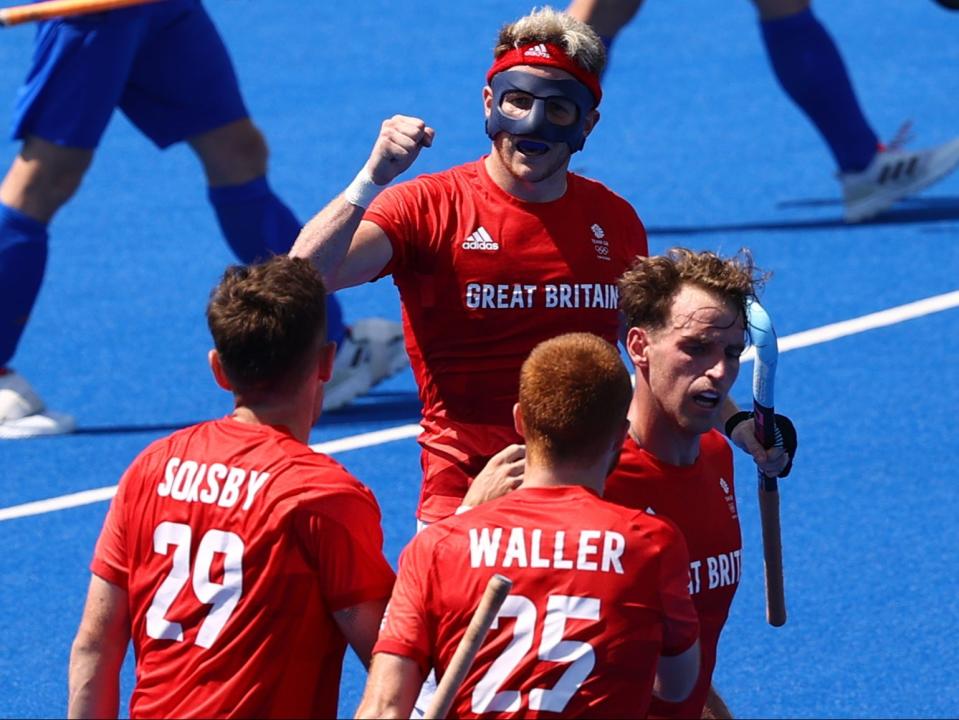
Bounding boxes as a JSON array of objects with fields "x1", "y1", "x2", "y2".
[
  {"x1": 519, "y1": 332, "x2": 631, "y2": 465},
  {"x1": 206, "y1": 256, "x2": 327, "y2": 395},
  {"x1": 619, "y1": 247, "x2": 765, "y2": 334}
]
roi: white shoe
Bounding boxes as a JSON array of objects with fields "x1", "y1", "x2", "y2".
[
  {"x1": 350, "y1": 318, "x2": 408, "y2": 381},
  {"x1": 0, "y1": 370, "x2": 75, "y2": 439},
  {"x1": 322, "y1": 319, "x2": 407, "y2": 411},
  {"x1": 840, "y1": 136, "x2": 959, "y2": 222}
]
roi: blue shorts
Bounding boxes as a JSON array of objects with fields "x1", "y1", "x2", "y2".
[{"x1": 11, "y1": 0, "x2": 248, "y2": 149}]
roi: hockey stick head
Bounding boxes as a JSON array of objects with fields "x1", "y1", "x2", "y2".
[{"x1": 747, "y1": 298, "x2": 778, "y2": 411}]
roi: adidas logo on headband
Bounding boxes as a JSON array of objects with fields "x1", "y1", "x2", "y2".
[
  {"x1": 523, "y1": 43, "x2": 551, "y2": 59},
  {"x1": 487, "y1": 42, "x2": 603, "y2": 105}
]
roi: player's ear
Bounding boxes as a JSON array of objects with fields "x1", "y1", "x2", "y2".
[
  {"x1": 317, "y1": 341, "x2": 336, "y2": 384},
  {"x1": 625, "y1": 326, "x2": 651, "y2": 368},
  {"x1": 483, "y1": 85, "x2": 494, "y2": 119},
  {"x1": 512, "y1": 402, "x2": 525, "y2": 438},
  {"x1": 583, "y1": 108, "x2": 600, "y2": 137},
  {"x1": 615, "y1": 417, "x2": 629, "y2": 447},
  {"x1": 208, "y1": 350, "x2": 234, "y2": 391}
]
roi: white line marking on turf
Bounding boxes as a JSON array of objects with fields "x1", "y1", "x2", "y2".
[
  {"x1": 0, "y1": 424, "x2": 423, "y2": 522},
  {"x1": 308, "y1": 423, "x2": 421, "y2": 454},
  {"x1": 740, "y1": 289, "x2": 959, "y2": 363},
  {"x1": 0, "y1": 485, "x2": 118, "y2": 523},
  {"x1": 3, "y1": 290, "x2": 958, "y2": 523}
]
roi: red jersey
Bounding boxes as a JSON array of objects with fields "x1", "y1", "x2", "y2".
[
  {"x1": 375, "y1": 485, "x2": 699, "y2": 719},
  {"x1": 91, "y1": 418, "x2": 395, "y2": 719},
  {"x1": 365, "y1": 158, "x2": 648, "y2": 522},
  {"x1": 604, "y1": 429, "x2": 741, "y2": 719}
]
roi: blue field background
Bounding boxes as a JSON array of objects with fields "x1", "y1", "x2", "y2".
[{"x1": 1, "y1": 0, "x2": 958, "y2": 717}]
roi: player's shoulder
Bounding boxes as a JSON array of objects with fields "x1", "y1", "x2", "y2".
[
  {"x1": 608, "y1": 436, "x2": 658, "y2": 486},
  {"x1": 395, "y1": 159, "x2": 482, "y2": 197},
  {"x1": 567, "y1": 173, "x2": 646, "y2": 250},
  {"x1": 126, "y1": 419, "x2": 217, "y2": 470},
  {"x1": 596, "y1": 492, "x2": 654, "y2": 521},
  {"x1": 701, "y1": 428, "x2": 734, "y2": 462},
  {"x1": 614, "y1": 432, "x2": 647, "y2": 467},
  {"x1": 400, "y1": 515, "x2": 461, "y2": 566},
  {"x1": 421, "y1": 499, "x2": 524, "y2": 547},
  {"x1": 533, "y1": 488, "x2": 661, "y2": 532},
  {"x1": 568, "y1": 171, "x2": 638, "y2": 209},
  {"x1": 599, "y1": 494, "x2": 683, "y2": 541},
  {"x1": 111, "y1": 421, "x2": 222, "y2": 502},
  {"x1": 285, "y1": 450, "x2": 372, "y2": 497}
]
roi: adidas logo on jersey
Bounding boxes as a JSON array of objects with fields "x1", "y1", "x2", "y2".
[
  {"x1": 524, "y1": 43, "x2": 551, "y2": 59},
  {"x1": 462, "y1": 226, "x2": 499, "y2": 251}
]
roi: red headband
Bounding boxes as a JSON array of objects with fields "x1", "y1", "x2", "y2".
[{"x1": 487, "y1": 42, "x2": 602, "y2": 106}]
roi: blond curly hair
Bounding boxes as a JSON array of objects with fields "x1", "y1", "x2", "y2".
[{"x1": 493, "y1": 6, "x2": 606, "y2": 75}]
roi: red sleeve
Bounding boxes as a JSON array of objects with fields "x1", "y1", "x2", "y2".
[
  {"x1": 90, "y1": 462, "x2": 138, "y2": 589},
  {"x1": 656, "y1": 521, "x2": 700, "y2": 656},
  {"x1": 372, "y1": 530, "x2": 435, "y2": 676},
  {"x1": 618, "y1": 196, "x2": 648, "y2": 263},
  {"x1": 363, "y1": 176, "x2": 439, "y2": 279},
  {"x1": 297, "y1": 486, "x2": 396, "y2": 612}
]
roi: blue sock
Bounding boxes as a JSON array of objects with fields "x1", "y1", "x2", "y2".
[
  {"x1": 0, "y1": 204, "x2": 48, "y2": 367},
  {"x1": 208, "y1": 176, "x2": 302, "y2": 262},
  {"x1": 208, "y1": 176, "x2": 345, "y2": 345},
  {"x1": 761, "y1": 8, "x2": 879, "y2": 173}
]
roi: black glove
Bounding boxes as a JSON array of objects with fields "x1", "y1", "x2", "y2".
[{"x1": 724, "y1": 411, "x2": 798, "y2": 478}]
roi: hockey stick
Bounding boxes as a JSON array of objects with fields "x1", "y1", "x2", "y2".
[
  {"x1": 0, "y1": 0, "x2": 162, "y2": 27},
  {"x1": 425, "y1": 573, "x2": 513, "y2": 719},
  {"x1": 748, "y1": 299, "x2": 787, "y2": 627}
]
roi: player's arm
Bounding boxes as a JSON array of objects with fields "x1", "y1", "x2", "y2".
[
  {"x1": 357, "y1": 530, "x2": 435, "y2": 718},
  {"x1": 68, "y1": 574, "x2": 130, "y2": 719},
  {"x1": 290, "y1": 115, "x2": 435, "y2": 291},
  {"x1": 333, "y1": 597, "x2": 390, "y2": 668},
  {"x1": 721, "y1": 397, "x2": 797, "y2": 478},
  {"x1": 566, "y1": 0, "x2": 644, "y2": 37},
  {"x1": 702, "y1": 684, "x2": 734, "y2": 719},
  {"x1": 459, "y1": 443, "x2": 526, "y2": 511},
  {"x1": 354, "y1": 652, "x2": 424, "y2": 719},
  {"x1": 653, "y1": 638, "x2": 700, "y2": 703},
  {"x1": 654, "y1": 518, "x2": 701, "y2": 703},
  {"x1": 307, "y1": 484, "x2": 396, "y2": 666}
]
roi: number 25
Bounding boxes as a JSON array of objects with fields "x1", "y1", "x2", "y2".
[{"x1": 472, "y1": 594, "x2": 600, "y2": 714}]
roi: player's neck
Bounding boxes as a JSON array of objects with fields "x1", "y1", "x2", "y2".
[
  {"x1": 484, "y1": 153, "x2": 568, "y2": 203},
  {"x1": 522, "y1": 459, "x2": 606, "y2": 496},
  {"x1": 230, "y1": 401, "x2": 312, "y2": 444},
  {"x1": 627, "y1": 397, "x2": 701, "y2": 466}
]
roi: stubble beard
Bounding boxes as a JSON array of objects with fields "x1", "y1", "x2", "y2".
[{"x1": 499, "y1": 137, "x2": 571, "y2": 185}]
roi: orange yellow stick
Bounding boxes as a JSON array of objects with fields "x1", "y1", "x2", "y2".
[
  {"x1": 1, "y1": 0, "x2": 163, "y2": 27},
  {"x1": 425, "y1": 574, "x2": 513, "y2": 719}
]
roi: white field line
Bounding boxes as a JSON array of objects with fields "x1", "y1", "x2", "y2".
[
  {"x1": 0, "y1": 485, "x2": 119, "y2": 523},
  {"x1": 3, "y1": 289, "x2": 958, "y2": 523},
  {"x1": 740, "y1": 289, "x2": 959, "y2": 363},
  {"x1": 308, "y1": 423, "x2": 422, "y2": 454},
  {"x1": 0, "y1": 424, "x2": 423, "y2": 523}
]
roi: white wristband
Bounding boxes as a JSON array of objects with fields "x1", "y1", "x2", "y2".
[
  {"x1": 343, "y1": 167, "x2": 384, "y2": 209},
  {"x1": 454, "y1": 505, "x2": 473, "y2": 515}
]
